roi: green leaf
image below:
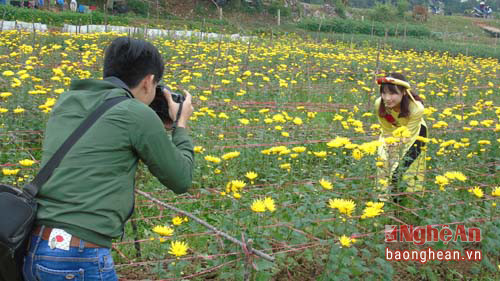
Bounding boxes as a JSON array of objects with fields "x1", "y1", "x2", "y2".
[
  {"x1": 481, "y1": 255, "x2": 497, "y2": 272},
  {"x1": 406, "y1": 266, "x2": 417, "y2": 275},
  {"x1": 254, "y1": 258, "x2": 275, "y2": 271}
]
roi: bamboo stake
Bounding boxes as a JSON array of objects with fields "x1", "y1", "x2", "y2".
[
  {"x1": 31, "y1": 14, "x2": 36, "y2": 47},
  {"x1": 1, "y1": 10, "x2": 6, "y2": 32},
  {"x1": 369, "y1": 40, "x2": 382, "y2": 111},
  {"x1": 404, "y1": 24, "x2": 407, "y2": 42},
  {"x1": 244, "y1": 39, "x2": 252, "y2": 71}
]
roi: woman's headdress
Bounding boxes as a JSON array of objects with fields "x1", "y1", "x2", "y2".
[{"x1": 376, "y1": 76, "x2": 417, "y2": 103}]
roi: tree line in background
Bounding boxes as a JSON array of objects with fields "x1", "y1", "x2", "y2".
[
  {"x1": 332, "y1": 0, "x2": 499, "y2": 13},
  {"x1": 2, "y1": 0, "x2": 497, "y2": 20},
  {"x1": 211, "y1": 0, "x2": 498, "y2": 18}
]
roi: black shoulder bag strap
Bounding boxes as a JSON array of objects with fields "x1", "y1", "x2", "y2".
[
  {"x1": 104, "y1": 76, "x2": 133, "y2": 97},
  {"x1": 23, "y1": 96, "x2": 129, "y2": 197}
]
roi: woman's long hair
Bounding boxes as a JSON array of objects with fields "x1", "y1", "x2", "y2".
[{"x1": 378, "y1": 73, "x2": 423, "y2": 118}]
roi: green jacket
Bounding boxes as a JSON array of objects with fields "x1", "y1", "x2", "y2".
[{"x1": 36, "y1": 79, "x2": 194, "y2": 248}]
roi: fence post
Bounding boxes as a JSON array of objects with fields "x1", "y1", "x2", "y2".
[
  {"x1": 1, "y1": 10, "x2": 6, "y2": 32},
  {"x1": 104, "y1": 3, "x2": 108, "y2": 31},
  {"x1": 277, "y1": 9, "x2": 280, "y2": 26},
  {"x1": 495, "y1": 33, "x2": 498, "y2": 55},
  {"x1": 31, "y1": 14, "x2": 36, "y2": 48}
]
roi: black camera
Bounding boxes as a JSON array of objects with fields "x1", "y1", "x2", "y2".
[{"x1": 150, "y1": 85, "x2": 185, "y2": 122}]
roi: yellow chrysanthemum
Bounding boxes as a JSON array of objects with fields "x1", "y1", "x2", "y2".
[
  {"x1": 226, "y1": 180, "x2": 246, "y2": 193},
  {"x1": 492, "y1": 187, "x2": 500, "y2": 197},
  {"x1": 358, "y1": 141, "x2": 382, "y2": 155},
  {"x1": 251, "y1": 199, "x2": 266, "y2": 212},
  {"x1": 326, "y1": 136, "x2": 351, "y2": 148},
  {"x1": 435, "y1": 175, "x2": 449, "y2": 186},
  {"x1": 392, "y1": 126, "x2": 411, "y2": 138},
  {"x1": 19, "y1": 159, "x2": 35, "y2": 166},
  {"x1": 152, "y1": 225, "x2": 174, "y2": 236},
  {"x1": 13, "y1": 107, "x2": 25, "y2": 114},
  {"x1": 172, "y1": 216, "x2": 184, "y2": 226},
  {"x1": 339, "y1": 235, "x2": 352, "y2": 247},
  {"x1": 292, "y1": 146, "x2": 306, "y2": 153},
  {"x1": 217, "y1": 112, "x2": 228, "y2": 119},
  {"x1": 2, "y1": 168, "x2": 20, "y2": 176},
  {"x1": 238, "y1": 118, "x2": 250, "y2": 125},
  {"x1": 313, "y1": 151, "x2": 327, "y2": 158},
  {"x1": 293, "y1": 117, "x2": 303, "y2": 125},
  {"x1": 221, "y1": 151, "x2": 240, "y2": 160},
  {"x1": 444, "y1": 171, "x2": 467, "y2": 182},
  {"x1": 328, "y1": 198, "x2": 356, "y2": 216},
  {"x1": 469, "y1": 187, "x2": 484, "y2": 198},
  {"x1": 193, "y1": 146, "x2": 205, "y2": 153},
  {"x1": 168, "y1": 240, "x2": 189, "y2": 257},
  {"x1": 263, "y1": 197, "x2": 276, "y2": 212},
  {"x1": 2, "y1": 70, "x2": 14, "y2": 76},
  {"x1": 245, "y1": 171, "x2": 258, "y2": 181},
  {"x1": 384, "y1": 137, "x2": 400, "y2": 145},
  {"x1": 0, "y1": 92, "x2": 12, "y2": 98},
  {"x1": 365, "y1": 202, "x2": 385, "y2": 209},
  {"x1": 361, "y1": 207, "x2": 384, "y2": 219},
  {"x1": 352, "y1": 149, "x2": 363, "y2": 160},
  {"x1": 280, "y1": 163, "x2": 291, "y2": 170},
  {"x1": 204, "y1": 155, "x2": 221, "y2": 163},
  {"x1": 319, "y1": 178, "x2": 333, "y2": 190}
]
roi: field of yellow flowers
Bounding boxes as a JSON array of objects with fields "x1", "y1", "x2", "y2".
[{"x1": 0, "y1": 30, "x2": 499, "y2": 280}]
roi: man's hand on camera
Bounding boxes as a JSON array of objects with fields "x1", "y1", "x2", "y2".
[{"x1": 164, "y1": 89, "x2": 194, "y2": 129}]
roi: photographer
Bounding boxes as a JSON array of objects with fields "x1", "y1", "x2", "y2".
[{"x1": 22, "y1": 37, "x2": 194, "y2": 281}]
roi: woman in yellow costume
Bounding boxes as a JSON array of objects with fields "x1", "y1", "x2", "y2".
[{"x1": 375, "y1": 73, "x2": 427, "y2": 203}]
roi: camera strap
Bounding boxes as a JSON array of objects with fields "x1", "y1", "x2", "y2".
[{"x1": 172, "y1": 100, "x2": 184, "y2": 131}]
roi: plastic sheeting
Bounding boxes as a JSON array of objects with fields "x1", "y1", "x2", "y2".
[
  {"x1": 61, "y1": 24, "x2": 255, "y2": 41},
  {"x1": 0, "y1": 20, "x2": 48, "y2": 32},
  {"x1": 0, "y1": 20, "x2": 254, "y2": 41}
]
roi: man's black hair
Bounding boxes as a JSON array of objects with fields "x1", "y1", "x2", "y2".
[{"x1": 103, "y1": 37, "x2": 164, "y2": 88}]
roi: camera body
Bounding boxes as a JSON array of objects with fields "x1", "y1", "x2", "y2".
[{"x1": 150, "y1": 85, "x2": 185, "y2": 122}]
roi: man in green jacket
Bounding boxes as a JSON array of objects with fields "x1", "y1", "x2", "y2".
[{"x1": 23, "y1": 37, "x2": 194, "y2": 281}]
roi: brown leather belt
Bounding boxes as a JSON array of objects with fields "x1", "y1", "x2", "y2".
[{"x1": 33, "y1": 226, "x2": 101, "y2": 248}]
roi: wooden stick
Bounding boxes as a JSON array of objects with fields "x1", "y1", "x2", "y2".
[
  {"x1": 136, "y1": 190, "x2": 275, "y2": 262},
  {"x1": 31, "y1": 14, "x2": 36, "y2": 47},
  {"x1": 369, "y1": 40, "x2": 382, "y2": 111},
  {"x1": 130, "y1": 216, "x2": 142, "y2": 258},
  {"x1": 1, "y1": 10, "x2": 6, "y2": 32}
]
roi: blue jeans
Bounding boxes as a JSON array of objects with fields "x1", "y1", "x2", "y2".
[{"x1": 23, "y1": 227, "x2": 118, "y2": 281}]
